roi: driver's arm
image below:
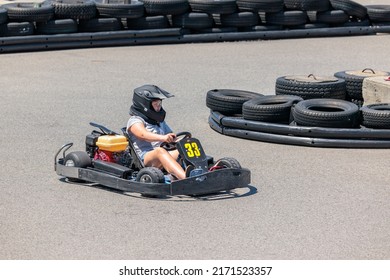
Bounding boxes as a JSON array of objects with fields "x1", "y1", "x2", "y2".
[{"x1": 129, "y1": 122, "x2": 176, "y2": 143}]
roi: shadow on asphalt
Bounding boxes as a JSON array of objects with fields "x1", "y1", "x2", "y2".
[{"x1": 59, "y1": 177, "x2": 258, "y2": 202}]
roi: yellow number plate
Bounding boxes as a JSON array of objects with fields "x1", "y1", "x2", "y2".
[{"x1": 184, "y1": 142, "x2": 202, "y2": 158}]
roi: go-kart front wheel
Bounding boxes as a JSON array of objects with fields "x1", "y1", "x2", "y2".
[
  {"x1": 136, "y1": 167, "x2": 165, "y2": 183},
  {"x1": 215, "y1": 157, "x2": 241, "y2": 169}
]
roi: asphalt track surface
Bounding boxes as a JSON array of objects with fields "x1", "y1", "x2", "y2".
[{"x1": 1, "y1": 1, "x2": 389, "y2": 261}]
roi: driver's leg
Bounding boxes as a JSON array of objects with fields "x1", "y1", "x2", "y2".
[
  {"x1": 168, "y1": 149, "x2": 179, "y2": 160},
  {"x1": 144, "y1": 148, "x2": 186, "y2": 180}
]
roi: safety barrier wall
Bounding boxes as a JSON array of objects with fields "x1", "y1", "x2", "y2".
[{"x1": 1, "y1": 25, "x2": 390, "y2": 53}]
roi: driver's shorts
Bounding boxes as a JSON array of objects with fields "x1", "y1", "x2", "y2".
[{"x1": 139, "y1": 151, "x2": 148, "y2": 162}]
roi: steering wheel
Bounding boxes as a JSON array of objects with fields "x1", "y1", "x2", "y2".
[{"x1": 160, "y1": 131, "x2": 192, "y2": 151}]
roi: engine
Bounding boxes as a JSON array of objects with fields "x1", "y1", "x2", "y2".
[{"x1": 85, "y1": 132, "x2": 133, "y2": 167}]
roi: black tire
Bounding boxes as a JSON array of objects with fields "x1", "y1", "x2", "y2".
[
  {"x1": 350, "y1": 98, "x2": 364, "y2": 108},
  {"x1": 309, "y1": 10, "x2": 349, "y2": 25},
  {"x1": 206, "y1": 89, "x2": 264, "y2": 115},
  {"x1": 5, "y1": 3, "x2": 54, "y2": 22},
  {"x1": 215, "y1": 157, "x2": 241, "y2": 169},
  {"x1": 0, "y1": 22, "x2": 34, "y2": 36},
  {"x1": 265, "y1": 10, "x2": 308, "y2": 26},
  {"x1": 172, "y1": 12, "x2": 213, "y2": 30},
  {"x1": 220, "y1": 12, "x2": 259, "y2": 28},
  {"x1": 342, "y1": 19, "x2": 371, "y2": 27},
  {"x1": 284, "y1": 0, "x2": 330, "y2": 12},
  {"x1": 334, "y1": 69, "x2": 390, "y2": 101},
  {"x1": 290, "y1": 23, "x2": 330, "y2": 29},
  {"x1": 188, "y1": 0, "x2": 237, "y2": 15},
  {"x1": 292, "y1": 99, "x2": 360, "y2": 128},
  {"x1": 95, "y1": 2, "x2": 144, "y2": 19},
  {"x1": 64, "y1": 151, "x2": 92, "y2": 168},
  {"x1": 329, "y1": 0, "x2": 367, "y2": 18},
  {"x1": 79, "y1": 18, "x2": 122, "y2": 32},
  {"x1": 52, "y1": 0, "x2": 97, "y2": 20},
  {"x1": 0, "y1": 8, "x2": 7, "y2": 25},
  {"x1": 361, "y1": 103, "x2": 390, "y2": 129},
  {"x1": 136, "y1": 167, "x2": 165, "y2": 183},
  {"x1": 194, "y1": 27, "x2": 238, "y2": 33},
  {"x1": 236, "y1": 0, "x2": 284, "y2": 13},
  {"x1": 275, "y1": 75, "x2": 346, "y2": 100},
  {"x1": 243, "y1": 95, "x2": 303, "y2": 123},
  {"x1": 64, "y1": 151, "x2": 92, "y2": 182},
  {"x1": 125, "y1": 15, "x2": 169, "y2": 29},
  {"x1": 142, "y1": 0, "x2": 190, "y2": 16},
  {"x1": 241, "y1": 24, "x2": 282, "y2": 31},
  {"x1": 366, "y1": 5, "x2": 390, "y2": 23},
  {"x1": 36, "y1": 19, "x2": 78, "y2": 34}
]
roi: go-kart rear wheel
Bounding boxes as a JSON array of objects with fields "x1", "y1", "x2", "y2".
[
  {"x1": 215, "y1": 157, "x2": 241, "y2": 169},
  {"x1": 136, "y1": 167, "x2": 165, "y2": 183},
  {"x1": 64, "y1": 151, "x2": 92, "y2": 182}
]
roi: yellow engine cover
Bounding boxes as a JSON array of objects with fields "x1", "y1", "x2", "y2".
[{"x1": 96, "y1": 135, "x2": 128, "y2": 152}]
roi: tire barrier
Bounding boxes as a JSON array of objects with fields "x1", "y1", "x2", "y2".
[
  {"x1": 0, "y1": 1, "x2": 389, "y2": 53},
  {"x1": 209, "y1": 110, "x2": 390, "y2": 148},
  {"x1": 206, "y1": 89, "x2": 263, "y2": 115},
  {"x1": 36, "y1": 19, "x2": 78, "y2": 34},
  {"x1": 95, "y1": 2, "x2": 145, "y2": 18},
  {"x1": 292, "y1": 99, "x2": 360, "y2": 128},
  {"x1": 329, "y1": 0, "x2": 367, "y2": 19},
  {"x1": 361, "y1": 103, "x2": 390, "y2": 129},
  {"x1": 189, "y1": 0, "x2": 237, "y2": 15},
  {"x1": 275, "y1": 74, "x2": 347, "y2": 100},
  {"x1": 242, "y1": 95, "x2": 302, "y2": 123},
  {"x1": 52, "y1": 0, "x2": 97, "y2": 20},
  {"x1": 334, "y1": 68, "x2": 390, "y2": 104},
  {"x1": 6, "y1": 3, "x2": 54, "y2": 22},
  {"x1": 367, "y1": 5, "x2": 390, "y2": 23},
  {"x1": 284, "y1": 0, "x2": 330, "y2": 12},
  {"x1": 206, "y1": 68, "x2": 390, "y2": 148}
]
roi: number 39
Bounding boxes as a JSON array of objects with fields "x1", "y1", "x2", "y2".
[{"x1": 184, "y1": 142, "x2": 201, "y2": 157}]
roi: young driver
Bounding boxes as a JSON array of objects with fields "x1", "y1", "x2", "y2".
[{"x1": 126, "y1": 85, "x2": 186, "y2": 180}]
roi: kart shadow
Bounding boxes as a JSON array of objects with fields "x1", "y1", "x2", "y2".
[
  {"x1": 125, "y1": 185, "x2": 258, "y2": 202},
  {"x1": 60, "y1": 178, "x2": 258, "y2": 202}
]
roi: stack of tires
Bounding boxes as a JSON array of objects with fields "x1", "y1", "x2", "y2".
[
  {"x1": 124, "y1": 0, "x2": 388, "y2": 33},
  {"x1": 0, "y1": 3, "x2": 54, "y2": 36},
  {"x1": 1, "y1": 0, "x2": 390, "y2": 37},
  {"x1": 0, "y1": 0, "x2": 125, "y2": 36},
  {"x1": 207, "y1": 69, "x2": 390, "y2": 148},
  {"x1": 0, "y1": 1, "x2": 95, "y2": 36}
]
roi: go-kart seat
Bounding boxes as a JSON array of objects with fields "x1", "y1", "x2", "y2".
[{"x1": 121, "y1": 127, "x2": 145, "y2": 170}]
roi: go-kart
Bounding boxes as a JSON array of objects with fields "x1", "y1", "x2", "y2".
[{"x1": 54, "y1": 122, "x2": 251, "y2": 197}]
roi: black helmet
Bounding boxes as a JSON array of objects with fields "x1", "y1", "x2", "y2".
[{"x1": 130, "y1": 85, "x2": 174, "y2": 124}]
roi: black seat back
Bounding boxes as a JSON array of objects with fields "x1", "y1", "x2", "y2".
[{"x1": 121, "y1": 127, "x2": 145, "y2": 170}]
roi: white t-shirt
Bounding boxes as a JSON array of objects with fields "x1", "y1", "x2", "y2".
[{"x1": 126, "y1": 116, "x2": 172, "y2": 160}]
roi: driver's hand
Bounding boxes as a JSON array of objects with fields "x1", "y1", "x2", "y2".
[{"x1": 164, "y1": 133, "x2": 176, "y2": 143}]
